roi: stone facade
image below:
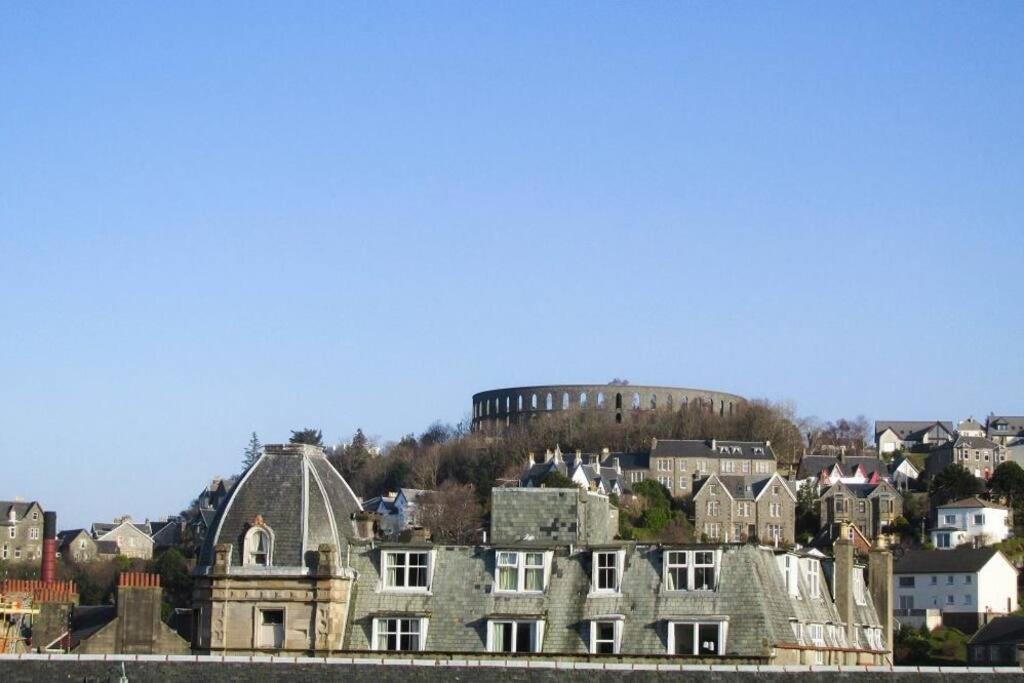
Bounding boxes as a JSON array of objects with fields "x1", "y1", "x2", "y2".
[
  {"x1": 645, "y1": 439, "x2": 777, "y2": 498},
  {"x1": 93, "y1": 520, "x2": 155, "y2": 560},
  {"x1": 924, "y1": 436, "x2": 1005, "y2": 482},
  {"x1": 471, "y1": 384, "x2": 745, "y2": 434},
  {"x1": 693, "y1": 473, "x2": 796, "y2": 545},
  {"x1": 77, "y1": 573, "x2": 190, "y2": 655},
  {"x1": 0, "y1": 500, "x2": 44, "y2": 564},
  {"x1": 819, "y1": 481, "x2": 903, "y2": 539},
  {"x1": 57, "y1": 529, "x2": 99, "y2": 563}
]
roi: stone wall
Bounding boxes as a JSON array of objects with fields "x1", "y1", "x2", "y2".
[{"x1": 0, "y1": 655, "x2": 1020, "y2": 682}]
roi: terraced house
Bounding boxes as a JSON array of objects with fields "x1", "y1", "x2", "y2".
[
  {"x1": 0, "y1": 500, "x2": 44, "y2": 564},
  {"x1": 818, "y1": 480, "x2": 903, "y2": 539},
  {"x1": 192, "y1": 443, "x2": 893, "y2": 664}
]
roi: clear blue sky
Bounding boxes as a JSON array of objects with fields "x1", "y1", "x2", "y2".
[{"x1": 2, "y1": 3, "x2": 1022, "y2": 528}]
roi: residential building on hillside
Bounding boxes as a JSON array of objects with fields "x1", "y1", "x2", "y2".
[
  {"x1": 0, "y1": 500, "x2": 44, "y2": 564},
  {"x1": 362, "y1": 487, "x2": 436, "y2": 537},
  {"x1": 192, "y1": 443, "x2": 894, "y2": 664},
  {"x1": 957, "y1": 418, "x2": 986, "y2": 438},
  {"x1": 987, "y1": 416, "x2": 1024, "y2": 446},
  {"x1": 91, "y1": 519, "x2": 154, "y2": 560},
  {"x1": 56, "y1": 528, "x2": 115, "y2": 563},
  {"x1": 796, "y1": 454, "x2": 889, "y2": 494},
  {"x1": 520, "y1": 446, "x2": 624, "y2": 495},
  {"x1": 818, "y1": 481, "x2": 902, "y2": 539},
  {"x1": 890, "y1": 455, "x2": 921, "y2": 491},
  {"x1": 644, "y1": 438, "x2": 776, "y2": 498},
  {"x1": 893, "y1": 548, "x2": 1018, "y2": 633},
  {"x1": 924, "y1": 436, "x2": 1005, "y2": 481},
  {"x1": 875, "y1": 421, "x2": 954, "y2": 455},
  {"x1": 930, "y1": 497, "x2": 1011, "y2": 549},
  {"x1": 693, "y1": 472, "x2": 796, "y2": 544},
  {"x1": 968, "y1": 616, "x2": 1024, "y2": 665}
]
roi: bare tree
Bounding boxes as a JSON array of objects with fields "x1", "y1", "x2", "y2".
[{"x1": 416, "y1": 481, "x2": 483, "y2": 544}]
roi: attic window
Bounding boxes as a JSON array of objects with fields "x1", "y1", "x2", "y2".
[{"x1": 244, "y1": 526, "x2": 273, "y2": 566}]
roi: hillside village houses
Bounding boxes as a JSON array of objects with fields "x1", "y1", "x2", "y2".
[
  {"x1": 930, "y1": 497, "x2": 1011, "y2": 549},
  {"x1": 191, "y1": 443, "x2": 894, "y2": 663},
  {"x1": 818, "y1": 481, "x2": 903, "y2": 540},
  {"x1": 692, "y1": 472, "x2": 796, "y2": 544},
  {"x1": 875, "y1": 421, "x2": 954, "y2": 455}
]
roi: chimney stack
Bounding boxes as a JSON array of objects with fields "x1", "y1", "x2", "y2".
[
  {"x1": 868, "y1": 535, "x2": 894, "y2": 661},
  {"x1": 833, "y1": 523, "x2": 855, "y2": 647},
  {"x1": 41, "y1": 511, "x2": 57, "y2": 584}
]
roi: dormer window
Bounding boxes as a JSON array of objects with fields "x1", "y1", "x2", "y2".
[
  {"x1": 495, "y1": 551, "x2": 550, "y2": 593},
  {"x1": 664, "y1": 550, "x2": 719, "y2": 591},
  {"x1": 244, "y1": 525, "x2": 273, "y2": 566},
  {"x1": 7, "y1": 510, "x2": 15, "y2": 523},
  {"x1": 591, "y1": 550, "x2": 625, "y2": 594}
]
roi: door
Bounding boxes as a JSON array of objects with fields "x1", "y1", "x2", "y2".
[{"x1": 259, "y1": 609, "x2": 284, "y2": 648}]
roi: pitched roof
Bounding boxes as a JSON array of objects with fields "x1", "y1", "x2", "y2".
[
  {"x1": 958, "y1": 417, "x2": 985, "y2": 431},
  {"x1": 952, "y1": 435, "x2": 1002, "y2": 449},
  {"x1": 970, "y1": 616, "x2": 1024, "y2": 646},
  {"x1": 894, "y1": 548, "x2": 1001, "y2": 574},
  {"x1": 938, "y1": 496, "x2": 1008, "y2": 511},
  {"x1": 875, "y1": 421, "x2": 954, "y2": 440},
  {"x1": 0, "y1": 500, "x2": 41, "y2": 522},
  {"x1": 95, "y1": 540, "x2": 119, "y2": 555},
  {"x1": 600, "y1": 451, "x2": 649, "y2": 470},
  {"x1": 797, "y1": 455, "x2": 888, "y2": 480},
  {"x1": 651, "y1": 439, "x2": 775, "y2": 460}
]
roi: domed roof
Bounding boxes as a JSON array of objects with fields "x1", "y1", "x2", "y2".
[{"x1": 199, "y1": 443, "x2": 363, "y2": 569}]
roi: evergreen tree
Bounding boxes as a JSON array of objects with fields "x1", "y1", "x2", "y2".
[
  {"x1": 242, "y1": 432, "x2": 262, "y2": 470},
  {"x1": 289, "y1": 428, "x2": 323, "y2": 446}
]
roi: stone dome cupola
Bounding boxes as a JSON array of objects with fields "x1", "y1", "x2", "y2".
[{"x1": 198, "y1": 443, "x2": 363, "y2": 573}]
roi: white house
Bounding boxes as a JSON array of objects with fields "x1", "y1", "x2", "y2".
[
  {"x1": 890, "y1": 456, "x2": 920, "y2": 491},
  {"x1": 930, "y1": 497, "x2": 1011, "y2": 549},
  {"x1": 894, "y1": 548, "x2": 1018, "y2": 633}
]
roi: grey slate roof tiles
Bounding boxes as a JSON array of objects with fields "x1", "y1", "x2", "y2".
[{"x1": 894, "y1": 548, "x2": 1000, "y2": 574}]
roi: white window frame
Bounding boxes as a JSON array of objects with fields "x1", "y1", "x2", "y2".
[
  {"x1": 371, "y1": 617, "x2": 428, "y2": 652},
  {"x1": 592, "y1": 550, "x2": 624, "y2": 594},
  {"x1": 494, "y1": 550, "x2": 550, "y2": 594},
  {"x1": 29, "y1": 528, "x2": 39, "y2": 540},
  {"x1": 663, "y1": 549, "x2": 719, "y2": 592},
  {"x1": 382, "y1": 549, "x2": 433, "y2": 592},
  {"x1": 589, "y1": 617, "x2": 623, "y2": 654},
  {"x1": 667, "y1": 620, "x2": 727, "y2": 656},
  {"x1": 7, "y1": 527, "x2": 14, "y2": 539},
  {"x1": 808, "y1": 623, "x2": 825, "y2": 647},
  {"x1": 807, "y1": 559, "x2": 821, "y2": 599},
  {"x1": 769, "y1": 502, "x2": 781, "y2": 518},
  {"x1": 243, "y1": 526, "x2": 274, "y2": 567},
  {"x1": 486, "y1": 619, "x2": 544, "y2": 653}
]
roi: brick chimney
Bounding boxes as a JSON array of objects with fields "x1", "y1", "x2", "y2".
[{"x1": 41, "y1": 511, "x2": 57, "y2": 584}]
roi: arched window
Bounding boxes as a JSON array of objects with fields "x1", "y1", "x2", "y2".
[
  {"x1": 562, "y1": 392, "x2": 570, "y2": 410},
  {"x1": 650, "y1": 394, "x2": 657, "y2": 410},
  {"x1": 597, "y1": 392, "x2": 605, "y2": 409},
  {"x1": 666, "y1": 394, "x2": 674, "y2": 410},
  {"x1": 505, "y1": 396, "x2": 510, "y2": 413},
  {"x1": 615, "y1": 393, "x2": 622, "y2": 410},
  {"x1": 244, "y1": 525, "x2": 273, "y2": 566},
  {"x1": 632, "y1": 393, "x2": 641, "y2": 410},
  {"x1": 545, "y1": 393, "x2": 553, "y2": 410},
  {"x1": 531, "y1": 394, "x2": 538, "y2": 410},
  {"x1": 580, "y1": 392, "x2": 588, "y2": 408},
  {"x1": 517, "y1": 395, "x2": 523, "y2": 412}
]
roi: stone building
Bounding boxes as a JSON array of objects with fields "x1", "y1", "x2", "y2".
[
  {"x1": 471, "y1": 383, "x2": 745, "y2": 434},
  {"x1": 57, "y1": 529, "x2": 104, "y2": 563},
  {"x1": 0, "y1": 500, "x2": 44, "y2": 564},
  {"x1": 692, "y1": 472, "x2": 796, "y2": 544},
  {"x1": 91, "y1": 519, "x2": 155, "y2": 560},
  {"x1": 191, "y1": 443, "x2": 364, "y2": 654},
  {"x1": 819, "y1": 481, "x2": 903, "y2": 539},
  {"x1": 924, "y1": 435, "x2": 1005, "y2": 481},
  {"x1": 192, "y1": 444, "x2": 893, "y2": 664},
  {"x1": 645, "y1": 439, "x2": 777, "y2": 498},
  {"x1": 987, "y1": 415, "x2": 1024, "y2": 446}
]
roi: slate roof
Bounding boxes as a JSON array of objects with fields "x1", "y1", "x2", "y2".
[
  {"x1": 651, "y1": 439, "x2": 776, "y2": 460},
  {"x1": 343, "y1": 542, "x2": 885, "y2": 657},
  {"x1": 602, "y1": 451, "x2": 650, "y2": 470},
  {"x1": 490, "y1": 488, "x2": 614, "y2": 546},
  {"x1": 797, "y1": 456, "x2": 889, "y2": 480},
  {"x1": 0, "y1": 500, "x2": 41, "y2": 525},
  {"x1": 894, "y1": 548, "x2": 1001, "y2": 574},
  {"x1": 95, "y1": 540, "x2": 119, "y2": 555},
  {"x1": 875, "y1": 421, "x2": 954, "y2": 440},
  {"x1": 958, "y1": 418, "x2": 985, "y2": 432},
  {"x1": 950, "y1": 435, "x2": 1001, "y2": 450},
  {"x1": 56, "y1": 529, "x2": 90, "y2": 552},
  {"x1": 937, "y1": 496, "x2": 1008, "y2": 510},
  {"x1": 969, "y1": 616, "x2": 1024, "y2": 646},
  {"x1": 199, "y1": 443, "x2": 364, "y2": 568},
  {"x1": 988, "y1": 416, "x2": 1024, "y2": 436}
]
